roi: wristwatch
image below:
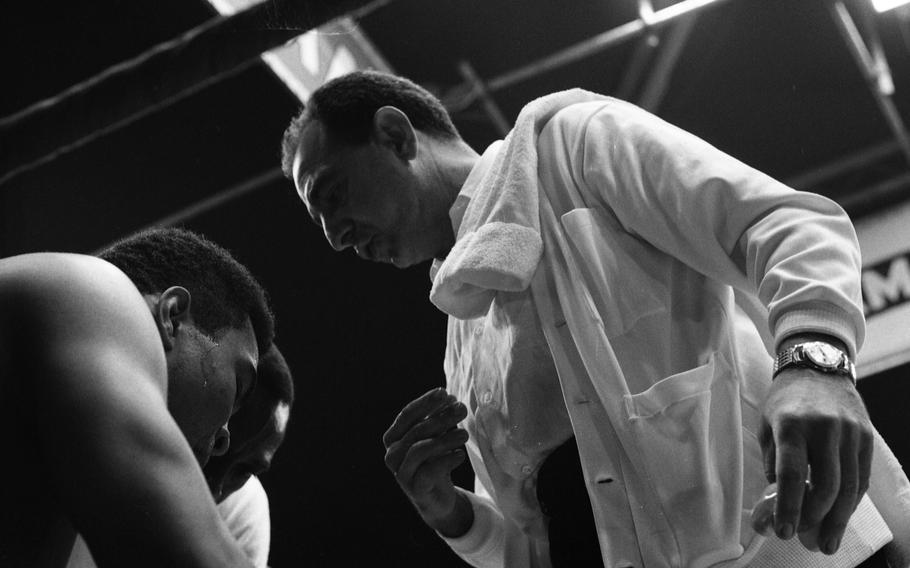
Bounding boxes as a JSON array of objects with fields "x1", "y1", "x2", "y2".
[{"x1": 773, "y1": 341, "x2": 856, "y2": 385}]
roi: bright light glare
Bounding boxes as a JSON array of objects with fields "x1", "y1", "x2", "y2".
[{"x1": 872, "y1": 0, "x2": 910, "y2": 12}]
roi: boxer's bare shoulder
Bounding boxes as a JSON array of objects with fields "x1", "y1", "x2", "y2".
[
  {"x1": 0, "y1": 253, "x2": 169, "y2": 565},
  {"x1": 0, "y1": 252, "x2": 167, "y2": 391}
]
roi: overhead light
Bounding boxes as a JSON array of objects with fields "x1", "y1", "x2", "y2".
[{"x1": 872, "y1": 0, "x2": 910, "y2": 12}]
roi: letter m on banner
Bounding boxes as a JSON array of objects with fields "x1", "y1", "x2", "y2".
[
  {"x1": 855, "y1": 201, "x2": 910, "y2": 377},
  {"x1": 863, "y1": 254, "x2": 910, "y2": 318}
]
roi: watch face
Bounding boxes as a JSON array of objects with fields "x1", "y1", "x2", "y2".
[{"x1": 804, "y1": 342, "x2": 844, "y2": 368}]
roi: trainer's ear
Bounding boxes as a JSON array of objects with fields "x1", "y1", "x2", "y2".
[
  {"x1": 372, "y1": 106, "x2": 417, "y2": 160},
  {"x1": 148, "y1": 286, "x2": 192, "y2": 351}
]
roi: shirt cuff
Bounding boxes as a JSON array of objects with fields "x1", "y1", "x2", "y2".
[
  {"x1": 439, "y1": 488, "x2": 504, "y2": 559},
  {"x1": 773, "y1": 302, "x2": 862, "y2": 358}
]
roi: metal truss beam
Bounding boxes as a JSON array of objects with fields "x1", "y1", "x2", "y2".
[
  {"x1": 637, "y1": 13, "x2": 698, "y2": 112},
  {"x1": 830, "y1": 0, "x2": 910, "y2": 167},
  {"x1": 485, "y1": 0, "x2": 735, "y2": 94}
]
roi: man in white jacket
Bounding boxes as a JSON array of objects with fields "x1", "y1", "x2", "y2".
[{"x1": 281, "y1": 70, "x2": 910, "y2": 567}]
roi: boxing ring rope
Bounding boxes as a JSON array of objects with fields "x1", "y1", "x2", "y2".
[
  {"x1": 2, "y1": 0, "x2": 907, "y2": 222},
  {"x1": 0, "y1": 0, "x2": 389, "y2": 187}
]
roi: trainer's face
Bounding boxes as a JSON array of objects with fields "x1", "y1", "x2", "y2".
[
  {"x1": 168, "y1": 317, "x2": 259, "y2": 467},
  {"x1": 292, "y1": 118, "x2": 445, "y2": 268}
]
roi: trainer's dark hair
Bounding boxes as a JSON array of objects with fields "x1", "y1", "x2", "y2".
[
  {"x1": 280, "y1": 70, "x2": 459, "y2": 179},
  {"x1": 98, "y1": 227, "x2": 275, "y2": 355}
]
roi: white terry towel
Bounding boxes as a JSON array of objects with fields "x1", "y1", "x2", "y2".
[{"x1": 430, "y1": 89, "x2": 610, "y2": 319}]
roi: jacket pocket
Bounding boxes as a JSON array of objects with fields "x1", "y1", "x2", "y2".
[
  {"x1": 623, "y1": 351, "x2": 748, "y2": 567},
  {"x1": 560, "y1": 207, "x2": 667, "y2": 338}
]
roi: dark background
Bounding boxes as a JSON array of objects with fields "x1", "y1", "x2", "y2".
[{"x1": 1, "y1": 1, "x2": 909, "y2": 566}]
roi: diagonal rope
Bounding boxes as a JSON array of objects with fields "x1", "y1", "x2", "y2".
[{"x1": 0, "y1": 0, "x2": 390, "y2": 187}]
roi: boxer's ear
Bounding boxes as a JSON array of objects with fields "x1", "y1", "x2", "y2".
[
  {"x1": 148, "y1": 286, "x2": 192, "y2": 351},
  {"x1": 373, "y1": 106, "x2": 417, "y2": 160}
]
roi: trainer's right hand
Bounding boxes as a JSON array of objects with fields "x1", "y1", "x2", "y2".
[{"x1": 383, "y1": 387, "x2": 472, "y2": 536}]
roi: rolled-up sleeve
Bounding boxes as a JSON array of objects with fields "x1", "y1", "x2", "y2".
[{"x1": 439, "y1": 485, "x2": 505, "y2": 568}]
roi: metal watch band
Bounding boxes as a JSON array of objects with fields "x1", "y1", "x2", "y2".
[{"x1": 773, "y1": 342, "x2": 857, "y2": 385}]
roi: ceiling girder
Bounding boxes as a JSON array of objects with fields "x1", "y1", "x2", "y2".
[{"x1": 830, "y1": 0, "x2": 910, "y2": 167}]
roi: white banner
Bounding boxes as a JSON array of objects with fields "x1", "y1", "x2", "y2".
[
  {"x1": 206, "y1": 0, "x2": 393, "y2": 102},
  {"x1": 854, "y1": 200, "x2": 910, "y2": 378}
]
